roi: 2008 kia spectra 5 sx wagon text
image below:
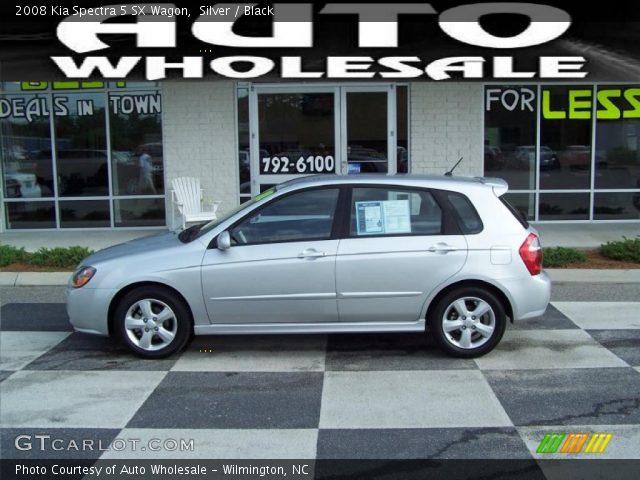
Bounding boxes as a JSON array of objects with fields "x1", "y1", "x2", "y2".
[{"x1": 66, "y1": 175, "x2": 551, "y2": 359}]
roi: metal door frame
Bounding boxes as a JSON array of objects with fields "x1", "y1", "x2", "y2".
[{"x1": 250, "y1": 83, "x2": 398, "y2": 197}]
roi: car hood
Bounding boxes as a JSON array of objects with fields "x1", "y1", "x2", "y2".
[{"x1": 80, "y1": 231, "x2": 182, "y2": 266}]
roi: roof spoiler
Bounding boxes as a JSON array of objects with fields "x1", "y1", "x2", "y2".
[{"x1": 474, "y1": 177, "x2": 509, "y2": 197}]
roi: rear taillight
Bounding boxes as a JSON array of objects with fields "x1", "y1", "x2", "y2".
[{"x1": 519, "y1": 233, "x2": 542, "y2": 276}]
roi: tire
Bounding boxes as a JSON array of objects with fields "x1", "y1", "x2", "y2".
[
  {"x1": 428, "y1": 287, "x2": 506, "y2": 358},
  {"x1": 115, "y1": 286, "x2": 192, "y2": 359}
]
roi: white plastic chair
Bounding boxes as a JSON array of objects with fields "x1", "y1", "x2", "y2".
[{"x1": 170, "y1": 177, "x2": 221, "y2": 230}]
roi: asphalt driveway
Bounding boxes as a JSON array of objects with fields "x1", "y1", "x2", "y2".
[{"x1": 1, "y1": 284, "x2": 639, "y2": 462}]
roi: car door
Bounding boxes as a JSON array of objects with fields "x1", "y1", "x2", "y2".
[
  {"x1": 201, "y1": 187, "x2": 343, "y2": 324},
  {"x1": 336, "y1": 186, "x2": 468, "y2": 323}
]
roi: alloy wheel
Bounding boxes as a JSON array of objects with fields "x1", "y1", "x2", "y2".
[
  {"x1": 441, "y1": 296, "x2": 496, "y2": 349},
  {"x1": 124, "y1": 298, "x2": 178, "y2": 351}
]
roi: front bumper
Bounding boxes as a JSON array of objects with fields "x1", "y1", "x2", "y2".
[{"x1": 65, "y1": 286, "x2": 116, "y2": 336}]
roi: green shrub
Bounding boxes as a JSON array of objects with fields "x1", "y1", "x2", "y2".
[
  {"x1": 600, "y1": 237, "x2": 640, "y2": 263},
  {"x1": 543, "y1": 247, "x2": 587, "y2": 268},
  {"x1": 28, "y1": 246, "x2": 94, "y2": 268},
  {"x1": 0, "y1": 245, "x2": 28, "y2": 267}
]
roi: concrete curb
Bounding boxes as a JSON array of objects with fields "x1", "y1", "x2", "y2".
[
  {"x1": 1, "y1": 269, "x2": 639, "y2": 287},
  {"x1": 546, "y1": 269, "x2": 640, "y2": 284},
  {"x1": 0, "y1": 272, "x2": 70, "y2": 286}
]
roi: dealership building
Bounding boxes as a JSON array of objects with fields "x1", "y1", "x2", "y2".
[{"x1": 1, "y1": 80, "x2": 639, "y2": 231}]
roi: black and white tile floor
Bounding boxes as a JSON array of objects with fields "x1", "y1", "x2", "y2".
[{"x1": 1, "y1": 300, "x2": 640, "y2": 461}]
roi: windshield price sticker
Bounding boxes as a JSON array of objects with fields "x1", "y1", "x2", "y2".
[{"x1": 260, "y1": 155, "x2": 335, "y2": 174}]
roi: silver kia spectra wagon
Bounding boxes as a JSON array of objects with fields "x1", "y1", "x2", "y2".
[{"x1": 66, "y1": 175, "x2": 551, "y2": 358}]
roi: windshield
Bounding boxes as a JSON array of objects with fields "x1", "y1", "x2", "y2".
[{"x1": 179, "y1": 187, "x2": 277, "y2": 243}]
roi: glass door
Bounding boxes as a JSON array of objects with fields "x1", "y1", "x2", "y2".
[
  {"x1": 251, "y1": 84, "x2": 398, "y2": 196},
  {"x1": 251, "y1": 86, "x2": 339, "y2": 195},
  {"x1": 340, "y1": 86, "x2": 396, "y2": 175}
]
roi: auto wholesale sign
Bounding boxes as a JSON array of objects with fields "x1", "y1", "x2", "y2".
[
  {"x1": 48, "y1": 3, "x2": 584, "y2": 81},
  {"x1": 2, "y1": 1, "x2": 639, "y2": 82}
]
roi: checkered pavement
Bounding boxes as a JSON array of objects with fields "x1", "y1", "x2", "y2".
[{"x1": 1, "y1": 297, "x2": 640, "y2": 461}]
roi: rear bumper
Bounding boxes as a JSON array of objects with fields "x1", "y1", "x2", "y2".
[
  {"x1": 500, "y1": 271, "x2": 552, "y2": 321},
  {"x1": 65, "y1": 286, "x2": 116, "y2": 336}
]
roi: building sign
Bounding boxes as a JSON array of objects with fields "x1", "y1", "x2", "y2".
[
  {"x1": 486, "y1": 87, "x2": 536, "y2": 112},
  {"x1": 542, "y1": 87, "x2": 640, "y2": 120},
  {"x1": 45, "y1": 3, "x2": 586, "y2": 81},
  {"x1": 19, "y1": 81, "x2": 127, "y2": 90},
  {"x1": 0, "y1": 93, "x2": 161, "y2": 122},
  {"x1": 487, "y1": 86, "x2": 640, "y2": 120},
  {"x1": 260, "y1": 155, "x2": 335, "y2": 175}
]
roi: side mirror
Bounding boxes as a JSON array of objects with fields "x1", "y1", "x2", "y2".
[{"x1": 217, "y1": 231, "x2": 231, "y2": 251}]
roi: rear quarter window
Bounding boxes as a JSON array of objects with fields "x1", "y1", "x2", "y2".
[{"x1": 446, "y1": 192, "x2": 483, "y2": 234}]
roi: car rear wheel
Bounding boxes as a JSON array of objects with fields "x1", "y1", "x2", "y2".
[
  {"x1": 115, "y1": 287, "x2": 191, "y2": 358},
  {"x1": 429, "y1": 287, "x2": 506, "y2": 358}
]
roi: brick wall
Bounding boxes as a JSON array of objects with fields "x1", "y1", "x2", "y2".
[
  {"x1": 410, "y1": 83, "x2": 484, "y2": 177},
  {"x1": 161, "y1": 81, "x2": 238, "y2": 227}
]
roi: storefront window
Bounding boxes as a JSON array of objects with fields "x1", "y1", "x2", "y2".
[
  {"x1": 594, "y1": 192, "x2": 640, "y2": 220},
  {"x1": 485, "y1": 84, "x2": 640, "y2": 221},
  {"x1": 5, "y1": 201, "x2": 55, "y2": 229},
  {"x1": 484, "y1": 86, "x2": 537, "y2": 190},
  {"x1": 1, "y1": 93, "x2": 53, "y2": 198},
  {"x1": 109, "y1": 91, "x2": 163, "y2": 195},
  {"x1": 1, "y1": 82, "x2": 165, "y2": 229},
  {"x1": 59, "y1": 200, "x2": 110, "y2": 228},
  {"x1": 594, "y1": 85, "x2": 640, "y2": 190},
  {"x1": 539, "y1": 193, "x2": 590, "y2": 221},
  {"x1": 54, "y1": 92, "x2": 108, "y2": 197},
  {"x1": 113, "y1": 198, "x2": 165, "y2": 227},
  {"x1": 540, "y1": 86, "x2": 592, "y2": 190}
]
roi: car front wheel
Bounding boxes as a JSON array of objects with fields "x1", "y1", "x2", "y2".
[
  {"x1": 429, "y1": 287, "x2": 506, "y2": 358},
  {"x1": 115, "y1": 287, "x2": 191, "y2": 358}
]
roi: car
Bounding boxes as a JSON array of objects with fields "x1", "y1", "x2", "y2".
[
  {"x1": 514, "y1": 145, "x2": 559, "y2": 171},
  {"x1": 559, "y1": 145, "x2": 591, "y2": 170},
  {"x1": 66, "y1": 175, "x2": 551, "y2": 359}
]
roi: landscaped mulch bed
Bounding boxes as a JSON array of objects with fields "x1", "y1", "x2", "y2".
[{"x1": 550, "y1": 250, "x2": 640, "y2": 269}]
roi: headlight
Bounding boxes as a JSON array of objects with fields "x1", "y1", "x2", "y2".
[{"x1": 71, "y1": 266, "x2": 96, "y2": 288}]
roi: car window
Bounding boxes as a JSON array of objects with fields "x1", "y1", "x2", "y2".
[
  {"x1": 446, "y1": 191, "x2": 483, "y2": 234},
  {"x1": 230, "y1": 188, "x2": 339, "y2": 245},
  {"x1": 350, "y1": 187, "x2": 442, "y2": 236}
]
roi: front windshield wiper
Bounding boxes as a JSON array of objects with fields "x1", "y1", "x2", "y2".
[{"x1": 177, "y1": 223, "x2": 205, "y2": 243}]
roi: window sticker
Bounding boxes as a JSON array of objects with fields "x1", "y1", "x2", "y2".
[
  {"x1": 383, "y1": 200, "x2": 412, "y2": 234},
  {"x1": 355, "y1": 200, "x2": 411, "y2": 235},
  {"x1": 356, "y1": 201, "x2": 384, "y2": 234}
]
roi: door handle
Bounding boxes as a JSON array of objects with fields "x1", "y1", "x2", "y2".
[
  {"x1": 427, "y1": 243, "x2": 458, "y2": 254},
  {"x1": 298, "y1": 249, "x2": 326, "y2": 259}
]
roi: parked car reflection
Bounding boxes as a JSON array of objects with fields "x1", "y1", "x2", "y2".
[
  {"x1": 513, "y1": 146, "x2": 560, "y2": 171},
  {"x1": 558, "y1": 145, "x2": 592, "y2": 171}
]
